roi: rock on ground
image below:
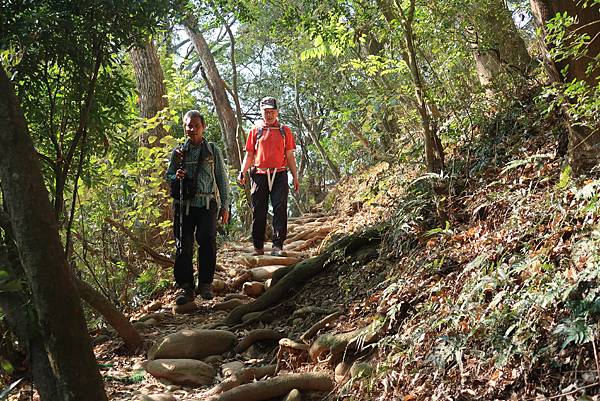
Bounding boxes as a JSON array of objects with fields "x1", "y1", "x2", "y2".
[
  {"x1": 145, "y1": 359, "x2": 216, "y2": 386},
  {"x1": 148, "y1": 329, "x2": 237, "y2": 360}
]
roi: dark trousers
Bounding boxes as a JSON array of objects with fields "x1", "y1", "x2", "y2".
[
  {"x1": 173, "y1": 201, "x2": 217, "y2": 288},
  {"x1": 250, "y1": 171, "x2": 289, "y2": 249}
]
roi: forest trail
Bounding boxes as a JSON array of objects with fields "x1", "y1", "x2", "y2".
[{"x1": 92, "y1": 204, "x2": 376, "y2": 401}]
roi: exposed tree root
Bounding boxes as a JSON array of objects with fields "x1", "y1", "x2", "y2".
[
  {"x1": 238, "y1": 255, "x2": 300, "y2": 268},
  {"x1": 229, "y1": 271, "x2": 252, "y2": 291},
  {"x1": 270, "y1": 265, "x2": 294, "y2": 285},
  {"x1": 285, "y1": 226, "x2": 332, "y2": 243},
  {"x1": 300, "y1": 311, "x2": 342, "y2": 343},
  {"x1": 235, "y1": 329, "x2": 286, "y2": 353},
  {"x1": 214, "y1": 298, "x2": 246, "y2": 311},
  {"x1": 225, "y1": 227, "x2": 383, "y2": 325},
  {"x1": 204, "y1": 371, "x2": 334, "y2": 401},
  {"x1": 290, "y1": 235, "x2": 327, "y2": 252},
  {"x1": 204, "y1": 365, "x2": 276, "y2": 396}
]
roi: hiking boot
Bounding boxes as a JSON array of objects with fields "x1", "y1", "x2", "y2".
[
  {"x1": 251, "y1": 248, "x2": 264, "y2": 256},
  {"x1": 197, "y1": 283, "x2": 214, "y2": 300},
  {"x1": 175, "y1": 286, "x2": 195, "y2": 305},
  {"x1": 271, "y1": 246, "x2": 286, "y2": 257}
]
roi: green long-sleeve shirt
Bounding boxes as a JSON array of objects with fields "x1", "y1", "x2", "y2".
[{"x1": 166, "y1": 139, "x2": 229, "y2": 210}]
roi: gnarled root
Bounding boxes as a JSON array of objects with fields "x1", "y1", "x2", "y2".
[
  {"x1": 204, "y1": 364, "x2": 276, "y2": 396},
  {"x1": 204, "y1": 371, "x2": 334, "y2": 401},
  {"x1": 225, "y1": 227, "x2": 383, "y2": 325},
  {"x1": 235, "y1": 329, "x2": 286, "y2": 354}
]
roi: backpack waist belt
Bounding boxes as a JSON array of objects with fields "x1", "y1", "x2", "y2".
[
  {"x1": 254, "y1": 167, "x2": 287, "y2": 173},
  {"x1": 255, "y1": 167, "x2": 287, "y2": 192},
  {"x1": 195, "y1": 192, "x2": 216, "y2": 209}
]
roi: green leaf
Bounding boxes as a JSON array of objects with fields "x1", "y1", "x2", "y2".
[
  {"x1": 0, "y1": 359, "x2": 14, "y2": 374},
  {"x1": 0, "y1": 276, "x2": 22, "y2": 293},
  {"x1": 557, "y1": 165, "x2": 571, "y2": 189}
]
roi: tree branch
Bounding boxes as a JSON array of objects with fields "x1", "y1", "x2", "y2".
[{"x1": 104, "y1": 217, "x2": 173, "y2": 267}]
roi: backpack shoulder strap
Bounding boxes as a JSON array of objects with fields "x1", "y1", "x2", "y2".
[
  {"x1": 279, "y1": 124, "x2": 287, "y2": 152},
  {"x1": 206, "y1": 141, "x2": 215, "y2": 155},
  {"x1": 254, "y1": 124, "x2": 288, "y2": 153},
  {"x1": 255, "y1": 126, "x2": 264, "y2": 152}
]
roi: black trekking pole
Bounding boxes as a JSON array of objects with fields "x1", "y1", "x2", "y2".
[
  {"x1": 173, "y1": 150, "x2": 186, "y2": 292},
  {"x1": 179, "y1": 176, "x2": 183, "y2": 244},
  {"x1": 179, "y1": 162, "x2": 184, "y2": 248}
]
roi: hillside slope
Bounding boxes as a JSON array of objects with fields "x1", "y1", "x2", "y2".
[{"x1": 316, "y1": 101, "x2": 600, "y2": 400}]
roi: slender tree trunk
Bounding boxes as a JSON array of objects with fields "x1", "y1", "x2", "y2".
[
  {"x1": 184, "y1": 20, "x2": 242, "y2": 171},
  {"x1": 400, "y1": 1, "x2": 444, "y2": 174},
  {"x1": 530, "y1": 0, "x2": 600, "y2": 173},
  {"x1": 53, "y1": 44, "x2": 103, "y2": 223},
  {"x1": 219, "y1": 14, "x2": 252, "y2": 206},
  {"x1": 0, "y1": 65, "x2": 108, "y2": 401},
  {"x1": 377, "y1": 0, "x2": 444, "y2": 173},
  {"x1": 130, "y1": 40, "x2": 169, "y2": 146},
  {"x1": 219, "y1": 13, "x2": 247, "y2": 166},
  {"x1": 293, "y1": 84, "x2": 340, "y2": 181}
]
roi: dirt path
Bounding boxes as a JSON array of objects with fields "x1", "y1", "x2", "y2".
[{"x1": 91, "y1": 211, "x2": 364, "y2": 401}]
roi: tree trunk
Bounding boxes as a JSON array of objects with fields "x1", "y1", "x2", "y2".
[
  {"x1": 129, "y1": 40, "x2": 172, "y2": 232},
  {"x1": 530, "y1": 0, "x2": 600, "y2": 173},
  {"x1": 75, "y1": 276, "x2": 141, "y2": 350},
  {"x1": 293, "y1": 85, "x2": 340, "y2": 181},
  {"x1": 219, "y1": 14, "x2": 252, "y2": 206},
  {"x1": 130, "y1": 40, "x2": 169, "y2": 147},
  {"x1": 0, "y1": 65, "x2": 108, "y2": 401},
  {"x1": 530, "y1": 0, "x2": 599, "y2": 85},
  {"x1": 377, "y1": 0, "x2": 444, "y2": 174},
  {"x1": 471, "y1": 0, "x2": 532, "y2": 89},
  {"x1": 401, "y1": 1, "x2": 444, "y2": 174},
  {"x1": 184, "y1": 20, "x2": 242, "y2": 171},
  {"x1": 0, "y1": 241, "x2": 60, "y2": 401}
]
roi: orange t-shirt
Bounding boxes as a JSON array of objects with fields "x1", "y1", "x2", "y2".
[{"x1": 245, "y1": 120, "x2": 296, "y2": 171}]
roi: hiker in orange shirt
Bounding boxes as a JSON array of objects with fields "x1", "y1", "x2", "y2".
[{"x1": 237, "y1": 97, "x2": 299, "y2": 257}]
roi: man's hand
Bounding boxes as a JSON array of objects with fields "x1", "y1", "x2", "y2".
[
  {"x1": 292, "y1": 176, "x2": 300, "y2": 192},
  {"x1": 176, "y1": 169, "x2": 187, "y2": 180},
  {"x1": 219, "y1": 208, "x2": 230, "y2": 225},
  {"x1": 237, "y1": 171, "x2": 246, "y2": 186}
]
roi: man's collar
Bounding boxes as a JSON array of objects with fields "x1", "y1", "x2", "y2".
[{"x1": 184, "y1": 137, "x2": 206, "y2": 148}]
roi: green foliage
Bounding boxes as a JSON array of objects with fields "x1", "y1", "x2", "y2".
[
  {"x1": 73, "y1": 135, "x2": 175, "y2": 307},
  {"x1": 558, "y1": 165, "x2": 572, "y2": 189},
  {"x1": 103, "y1": 370, "x2": 146, "y2": 384},
  {"x1": 373, "y1": 171, "x2": 600, "y2": 399},
  {"x1": 539, "y1": 5, "x2": 599, "y2": 133},
  {"x1": 136, "y1": 267, "x2": 170, "y2": 298}
]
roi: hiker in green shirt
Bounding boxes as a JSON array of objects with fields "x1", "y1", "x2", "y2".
[{"x1": 166, "y1": 110, "x2": 229, "y2": 305}]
